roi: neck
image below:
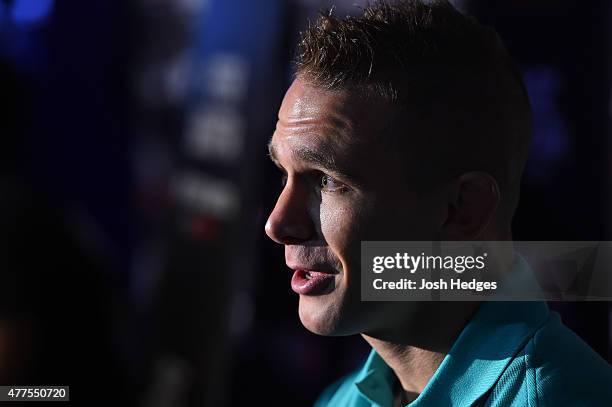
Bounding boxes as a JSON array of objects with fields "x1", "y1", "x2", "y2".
[
  {"x1": 361, "y1": 237, "x2": 516, "y2": 400},
  {"x1": 361, "y1": 301, "x2": 480, "y2": 399}
]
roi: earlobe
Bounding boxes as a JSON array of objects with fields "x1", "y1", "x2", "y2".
[{"x1": 440, "y1": 172, "x2": 500, "y2": 241}]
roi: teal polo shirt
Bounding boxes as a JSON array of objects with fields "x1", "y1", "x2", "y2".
[{"x1": 314, "y1": 265, "x2": 612, "y2": 406}]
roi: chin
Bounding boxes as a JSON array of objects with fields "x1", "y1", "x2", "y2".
[
  {"x1": 297, "y1": 295, "x2": 339, "y2": 336},
  {"x1": 297, "y1": 294, "x2": 359, "y2": 336}
]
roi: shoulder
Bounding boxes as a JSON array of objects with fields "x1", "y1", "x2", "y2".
[{"x1": 528, "y1": 312, "x2": 612, "y2": 405}]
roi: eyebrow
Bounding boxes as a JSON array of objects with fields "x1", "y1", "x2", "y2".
[{"x1": 268, "y1": 141, "x2": 358, "y2": 182}]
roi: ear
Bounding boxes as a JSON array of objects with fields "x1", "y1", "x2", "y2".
[{"x1": 439, "y1": 172, "x2": 500, "y2": 240}]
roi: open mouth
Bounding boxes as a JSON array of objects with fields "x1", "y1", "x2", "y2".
[{"x1": 290, "y1": 269, "x2": 336, "y2": 295}]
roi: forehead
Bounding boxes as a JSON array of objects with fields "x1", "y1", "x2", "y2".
[{"x1": 274, "y1": 79, "x2": 394, "y2": 150}]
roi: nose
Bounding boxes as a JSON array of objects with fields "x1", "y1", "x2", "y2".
[{"x1": 265, "y1": 179, "x2": 315, "y2": 245}]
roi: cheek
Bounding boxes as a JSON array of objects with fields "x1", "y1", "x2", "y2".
[
  {"x1": 361, "y1": 192, "x2": 444, "y2": 240},
  {"x1": 318, "y1": 195, "x2": 372, "y2": 268},
  {"x1": 319, "y1": 198, "x2": 360, "y2": 250}
]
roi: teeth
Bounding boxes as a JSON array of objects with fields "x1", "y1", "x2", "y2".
[{"x1": 305, "y1": 271, "x2": 311, "y2": 280}]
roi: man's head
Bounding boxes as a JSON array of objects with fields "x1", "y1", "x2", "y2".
[{"x1": 265, "y1": 0, "x2": 532, "y2": 337}]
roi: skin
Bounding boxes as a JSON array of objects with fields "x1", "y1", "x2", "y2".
[{"x1": 265, "y1": 78, "x2": 510, "y2": 400}]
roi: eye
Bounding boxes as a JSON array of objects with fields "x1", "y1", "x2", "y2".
[{"x1": 320, "y1": 174, "x2": 346, "y2": 193}]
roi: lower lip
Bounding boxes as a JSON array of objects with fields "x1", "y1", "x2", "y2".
[{"x1": 291, "y1": 270, "x2": 335, "y2": 295}]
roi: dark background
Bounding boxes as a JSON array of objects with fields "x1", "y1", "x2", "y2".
[{"x1": 0, "y1": 0, "x2": 610, "y2": 405}]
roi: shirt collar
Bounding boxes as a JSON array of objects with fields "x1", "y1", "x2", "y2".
[
  {"x1": 354, "y1": 349, "x2": 397, "y2": 407},
  {"x1": 355, "y1": 255, "x2": 550, "y2": 407}
]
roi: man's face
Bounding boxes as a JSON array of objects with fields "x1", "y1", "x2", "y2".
[{"x1": 265, "y1": 79, "x2": 447, "y2": 336}]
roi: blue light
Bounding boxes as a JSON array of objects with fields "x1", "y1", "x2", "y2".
[
  {"x1": 10, "y1": 0, "x2": 54, "y2": 24},
  {"x1": 522, "y1": 65, "x2": 572, "y2": 183}
]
